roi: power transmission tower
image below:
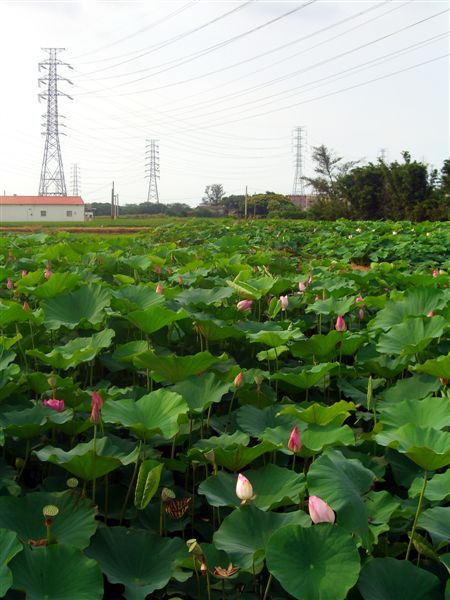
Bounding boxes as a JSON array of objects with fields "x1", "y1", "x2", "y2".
[
  {"x1": 70, "y1": 163, "x2": 81, "y2": 196},
  {"x1": 145, "y1": 139, "x2": 160, "y2": 204},
  {"x1": 378, "y1": 148, "x2": 389, "y2": 162},
  {"x1": 292, "y1": 126, "x2": 306, "y2": 196},
  {"x1": 38, "y1": 48, "x2": 73, "y2": 196}
]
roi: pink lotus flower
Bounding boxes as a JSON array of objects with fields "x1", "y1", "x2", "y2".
[
  {"x1": 43, "y1": 399, "x2": 65, "y2": 412},
  {"x1": 359, "y1": 308, "x2": 365, "y2": 321},
  {"x1": 90, "y1": 390, "x2": 103, "y2": 424},
  {"x1": 234, "y1": 371, "x2": 244, "y2": 388},
  {"x1": 236, "y1": 473, "x2": 253, "y2": 503},
  {"x1": 280, "y1": 295, "x2": 289, "y2": 310},
  {"x1": 427, "y1": 310, "x2": 435, "y2": 318},
  {"x1": 44, "y1": 269, "x2": 52, "y2": 279},
  {"x1": 288, "y1": 425, "x2": 301, "y2": 453},
  {"x1": 236, "y1": 300, "x2": 253, "y2": 311},
  {"x1": 6, "y1": 278, "x2": 13, "y2": 290},
  {"x1": 21, "y1": 270, "x2": 27, "y2": 278},
  {"x1": 308, "y1": 495, "x2": 335, "y2": 524},
  {"x1": 298, "y1": 281, "x2": 306, "y2": 292},
  {"x1": 335, "y1": 314, "x2": 347, "y2": 332},
  {"x1": 155, "y1": 283, "x2": 164, "y2": 295},
  {"x1": 432, "y1": 269, "x2": 439, "y2": 277}
]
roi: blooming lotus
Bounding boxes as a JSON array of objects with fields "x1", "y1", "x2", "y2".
[
  {"x1": 280, "y1": 295, "x2": 289, "y2": 310},
  {"x1": 335, "y1": 314, "x2": 347, "y2": 332},
  {"x1": 236, "y1": 473, "x2": 253, "y2": 504},
  {"x1": 288, "y1": 425, "x2": 301, "y2": 453},
  {"x1": 308, "y1": 495, "x2": 335, "y2": 524},
  {"x1": 236, "y1": 299, "x2": 253, "y2": 311},
  {"x1": 43, "y1": 399, "x2": 65, "y2": 412}
]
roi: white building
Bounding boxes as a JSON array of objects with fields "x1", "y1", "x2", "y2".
[{"x1": 0, "y1": 196, "x2": 85, "y2": 222}]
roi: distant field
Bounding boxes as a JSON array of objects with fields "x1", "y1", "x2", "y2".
[{"x1": 0, "y1": 216, "x2": 191, "y2": 229}]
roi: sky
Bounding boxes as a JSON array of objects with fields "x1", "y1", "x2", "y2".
[{"x1": 0, "y1": 0, "x2": 448, "y2": 206}]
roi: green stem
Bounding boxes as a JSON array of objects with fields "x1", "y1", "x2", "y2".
[
  {"x1": 119, "y1": 441, "x2": 142, "y2": 524},
  {"x1": 292, "y1": 453, "x2": 296, "y2": 471},
  {"x1": 92, "y1": 424, "x2": 97, "y2": 504},
  {"x1": 262, "y1": 573, "x2": 273, "y2": 600},
  {"x1": 405, "y1": 470, "x2": 428, "y2": 561},
  {"x1": 206, "y1": 570, "x2": 212, "y2": 600}
]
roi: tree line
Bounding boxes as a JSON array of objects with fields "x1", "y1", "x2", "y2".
[{"x1": 88, "y1": 147, "x2": 449, "y2": 221}]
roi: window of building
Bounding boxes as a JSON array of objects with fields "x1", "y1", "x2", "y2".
[
  {"x1": 40, "y1": 210, "x2": 46, "y2": 217},
  {"x1": 66, "y1": 211, "x2": 73, "y2": 217}
]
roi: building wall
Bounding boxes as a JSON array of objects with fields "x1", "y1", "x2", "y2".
[{"x1": 0, "y1": 204, "x2": 85, "y2": 222}]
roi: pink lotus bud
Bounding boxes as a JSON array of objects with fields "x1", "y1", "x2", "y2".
[
  {"x1": 288, "y1": 425, "x2": 301, "y2": 453},
  {"x1": 355, "y1": 295, "x2": 364, "y2": 304},
  {"x1": 254, "y1": 375, "x2": 263, "y2": 391},
  {"x1": 440, "y1": 377, "x2": 449, "y2": 386},
  {"x1": 335, "y1": 314, "x2": 347, "y2": 332},
  {"x1": 21, "y1": 270, "x2": 27, "y2": 278},
  {"x1": 432, "y1": 269, "x2": 439, "y2": 277},
  {"x1": 298, "y1": 281, "x2": 306, "y2": 292},
  {"x1": 280, "y1": 295, "x2": 289, "y2": 310},
  {"x1": 359, "y1": 308, "x2": 365, "y2": 321},
  {"x1": 43, "y1": 399, "x2": 65, "y2": 412},
  {"x1": 236, "y1": 473, "x2": 253, "y2": 503},
  {"x1": 6, "y1": 278, "x2": 13, "y2": 290},
  {"x1": 22, "y1": 301, "x2": 30, "y2": 311},
  {"x1": 427, "y1": 310, "x2": 435, "y2": 318},
  {"x1": 307, "y1": 275, "x2": 313, "y2": 285},
  {"x1": 155, "y1": 283, "x2": 164, "y2": 295},
  {"x1": 234, "y1": 371, "x2": 244, "y2": 388},
  {"x1": 90, "y1": 390, "x2": 103, "y2": 424},
  {"x1": 236, "y1": 300, "x2": 253, "y2": 311},
  {"x1": 154, "y1": 265, "x2": 161, "y2": 274},
  {"x1": 44, "y1": 269, "x2": 52, "y2": 279},
  {"x1": 308, "y1": 495, "x2": 335, "y2": 524}
]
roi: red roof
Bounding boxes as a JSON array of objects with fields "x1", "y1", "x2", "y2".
[{"x1": 0, "y1": 196, "x2": 84, "y2": 206}]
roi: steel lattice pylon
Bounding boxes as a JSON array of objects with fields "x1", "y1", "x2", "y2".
[
  {"x1": 38, "y1": 48, "x2": 73, "y2": 196},
  {"x1": 292, "y1": 126, "x2": 306, "y2": 196},
  {"x1": 145, "y1": 139, "x2": 160, "y2": 204}
]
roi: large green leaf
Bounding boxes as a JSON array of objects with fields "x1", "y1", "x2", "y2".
[
  {"x1": 409, "y1": 470, "x2": 450, "y2": 502},
  {"x1": 133, "y1": 350, "x2": 225, "y2": 383},
  {"x1": 357, "y1": 558, "x2": 441, "y2": 600},
  {"x1": 34, "y1": 436, "x2": 139, "y2": 480},
  {"x1": 415, "y1": 353, "x2": 450, "y2": 379},
  {"x1": 111, "y1": 286, "x2": 164, "y2": 312},
  {"x1": 279, "y1": 400, "x2": 356, "y2": 426},
  {"x1": 0, "y1": 303, "x2": 31, "y2": 327},
  {"x1": 126, "y1": 305, "x2": 187, "y2": 334},
  {"x1": 371, "y1": 287, "x2": 446, "y2": 331},
  {"x1": 214, "y1": 505, "x2": 310, "y2": 570},
  {"x1": 176, "y1": 286, "x2": 233, "y2": 306},
  {"x1": 86, "y1": 527, "x2": 189, "y2": 600},
  {"x1": 307, "y1": 449, "x2": 375, "y2": 545},
  {"x1": 376, "y1": 316, "x2": 447, "y2": 356},
  {"x1": 375, "y1": 425, "x2": 450, "y2": 470},
  {"x1": 0, "y1": 404, "x2": 73, "y2": 438},
  {"x1": 380, "y1": 396, "x2": 450, "y2": 431},
  {"x1": 271, "y1": 363, "x2": 338, "y2": 389},
  {"x1": 170, "y1": 372, "x2": 231, "y2": 414},
  {"x1": 191, "y1": 432, "x2": 274, "y2": 471},
  {"x1": 0, "y1": 491, "x2": 97, "y2": 549},
  {"x1": 11, "y1": 544, "x2": 103, "y2": 600},
  {"x1": 102, "y1": 389, "x2": 188, "y2": 439},
  {"x1": 42, "y1": 284, "x2": 111, "y2": 329},
  {"x1": 0, "y1": 529, "x2": 22, "y2": 597},
  {"x1": 266, "y1": 523, "x2": 360, "y2": 600},
  {"x1": 32, "y1": 272, "x2": 82, "y2": 299},
  {"x1": 28, "y1": 328, "x2": 115, "y2": 369},
  {"x1": 301, "y1": 423, "x2": 355, "y2": 454},
  {"x1": 134, "y1": 460, "x2": 163, "y2": 510},
  {"x1": 199, "y1": 464, "x2": 305, "y2": 511},
  {"x1": 418, "y1": 507, "x2": 450, "y2": 546}
]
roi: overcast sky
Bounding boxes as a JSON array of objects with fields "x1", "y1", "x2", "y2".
[{"x1": 0, "y1": 0, "x2": 448, "y2": 206}]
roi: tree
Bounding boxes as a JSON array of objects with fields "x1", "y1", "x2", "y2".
[
  {"x1": 202, "y1": 184, "x2": 225, "y2": 206},
  {"x1": 302, "y1": 145, "x2": 359, "y2": 201}
]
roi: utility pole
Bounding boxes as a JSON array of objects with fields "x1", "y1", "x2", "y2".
[
  {"x1": 244, "y1": 185, "x2": 248, "y2": 218},
  {"x1": 379, "y1": 148, "x2": 388, "y2": 162},
  {"x1": 38, "y1": 48, "x2": 73, "y2": 196},
  {"x1": 111, "y1": 181, "x2": 119, "y2": 219},
  {"x1": 292, "y1": 126, "x2": 306, "y2": 197},
  {"x1": 70, "y1": 163, "x2": 80, "y2": 196},
  {"x1": 145, "y1": 139, "x2": 160, "y2": 204}
]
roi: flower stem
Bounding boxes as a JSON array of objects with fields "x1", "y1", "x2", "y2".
[
  {"x1": 405, "y1": 470, "x2": 428, "y2": 561},
  {"x1": 262, "y1": 573, "x2": 273, "y2": 600}
]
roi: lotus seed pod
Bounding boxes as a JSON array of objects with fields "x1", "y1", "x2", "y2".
[
  {"x1": 66, "y1": 477, "x2": 79, "y2": 489},
  {"x1": 161, "y1": 487, "x2": 176, "y2": 502},
  {"x1": 42, "y1": 505, "x2": 59, "y2": 518}
]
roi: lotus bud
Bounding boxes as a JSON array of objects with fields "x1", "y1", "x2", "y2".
[
  {"x1": 154, "y1": 265, "x2": 161, "y2": 274},
  {"x1": 155, "y1": 282, "x2": 164, "y2": 295},
  {"x1": 355, "y1": 295, "x2": 364, "y2": 304},
  {"x1": 21, "y1": 270, "x2": 27, "y2": 278},
  {"x1": 280, "y1": 295, "x2": 289, "y2": 311},
  {"x1": 200, "y1": 558, "x2": 208, "y2": 575},
  {"x1": 236, "y1": 473, "x2": 253, "y2": 504},
  {"x1": 298, "y1": 281, "x2": 306, "y2": 292},
  {"x1": 254, "y1": 374, "x2": 263, "y2": 392},
  {"x1": 204, "y1": 449, "x2": 216, "y2": 465},
  {"x1": 22, "y1": 301, "x2": 30, "y2": 311},
  {"x1": 427, "y1": 310, "x2": 435, "y2": 317},
  {"x1": 236, "y1": 299, "x2": 253, "y2": 311},
  {"x1": 439, "y1": 377, "x2": 449, "y2": 386},
  {"x1": 6, "y1": 278, "x2": 13, "y2": 290},
  {"x1": 432, "y1": 269, "x2": 439, "y2": 277},
  {"x1": 178, "y1": 275, "x2": 183, "y2": 286},
  {"x1": 44, "y1": 269, "x2": 52, "y2": 279},
  {"x1": 359, "y1": 308, "x2": 365, "y2": 321},
  {"x1": 90, "y1": 390, "x2": 103, "y2": 424},
  {"x1": 43, "y1": 399, "x2": 65, "y2": 412},
  {"x1": 234, "y1": 371, "x2": 244, "y2": 388},
  {"x1": 335, "y1": 314, "x2": 347, "y2": 332},
  {"x1": 308, "y1": 495, "x2": 335, "y2": 524},
  {"x1": 288, "y1": 425, "x2": 301, "y2": 454}
]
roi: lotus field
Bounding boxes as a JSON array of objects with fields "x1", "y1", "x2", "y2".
[{"x1": 0, "y1": 219, "x2": 449, "y2": 600}]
